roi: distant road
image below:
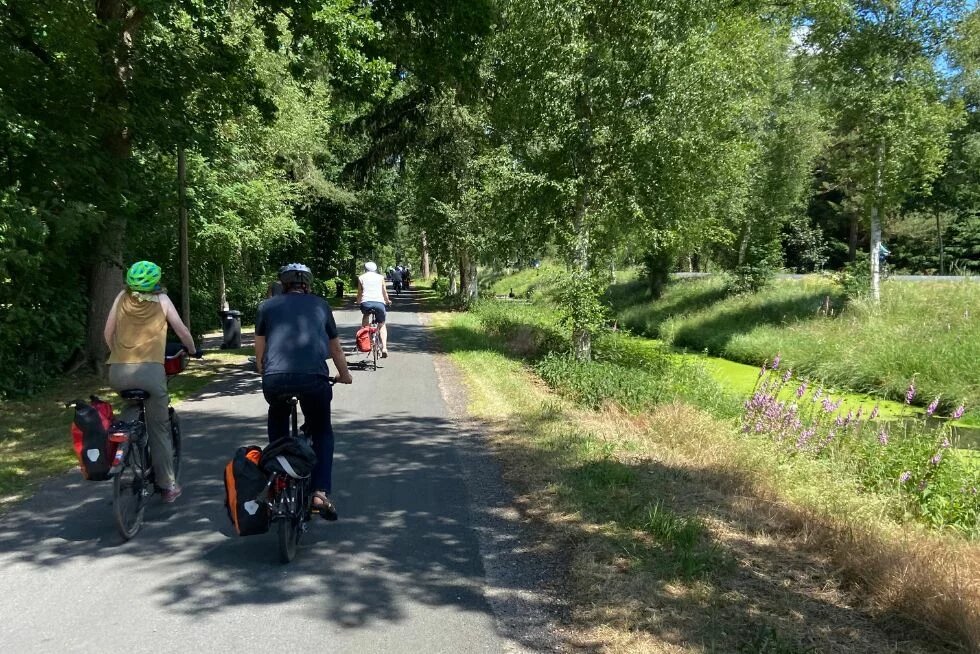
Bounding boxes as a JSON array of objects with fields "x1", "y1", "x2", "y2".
[{"x1": 671, "y1": 272, "x2": 980, "y2": 282}]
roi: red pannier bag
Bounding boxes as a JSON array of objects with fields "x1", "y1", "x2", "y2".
[
  {"x1": 355, "y1": 326, "x2": 376, "y2": 353},
  {"x1": 70, "y1": 396, "x2": 117, "y2": 481}
]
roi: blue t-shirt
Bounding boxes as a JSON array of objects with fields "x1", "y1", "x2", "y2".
[{"x1": 256, "y1": 293, "x2": 338, "y2": 377}]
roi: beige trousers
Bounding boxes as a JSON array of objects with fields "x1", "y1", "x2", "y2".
[{"x1": 108, "y1": 362, "x2": 175, "y2": 488}]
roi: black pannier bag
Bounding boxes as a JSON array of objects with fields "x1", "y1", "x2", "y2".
[
  {"x1": 260, "y1": 437, "x2": 317, "y2": 479},
  {"x1": 224, "y1": 445, "x2": 270, "y2": 536},
  {"x1": 70, "y1": 396, "x2": 116, "y2": 481}
]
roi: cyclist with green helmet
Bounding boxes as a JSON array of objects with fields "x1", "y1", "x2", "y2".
[{"x1": 103, "y1": 260, "x2": 198, "y2": 503}]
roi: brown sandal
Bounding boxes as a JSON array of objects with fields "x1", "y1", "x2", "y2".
[{"x1": 311, "y1": 491, "x2": 338, "y2": 521}]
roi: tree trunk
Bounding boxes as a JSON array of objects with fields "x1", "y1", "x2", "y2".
[
  {"x1": 572, "y1": 177, "x2": 592, "y2": 361},
  {"x1": 178, "y1": 145, "x2": 190, "y2": 329},
  {"x1": 571, "y1": 47, "x2": 595, "y2": 362},
  {"x1": 86, "y1": 227, "x2": 125, "y2": 369},
  {"x1": 421, "y1": 231, "x2": 431, "y2": 279},
  {"x1": 447, "y1": 263, "x2": 458, "y2": 295},
  {"x1": 936, "y1": 213, "x2": 945, "y2": 275},
  {"x1": 458, "y1": 253, "x2": 468, "y2": 299},
  {"x1": 86, "y1": 1, "x2": 144, "y2": 369},
  {"x1": 219, "y1": 264, "x2": 229, "y2": 311},
  {"x1": 465, "y1": 254, "x2": 478, "y2": 301},
  {"x1": 870, "y1": 141, "x2": 884, "y2": 302},
  {"x1": 870, "y1": 206, "x2": 882, "y2": 301},
  {"x1": 737, "y1": 222, "x2": 752, "y2": 266}
]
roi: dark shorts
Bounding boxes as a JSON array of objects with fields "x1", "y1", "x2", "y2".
[{"x1": 360, "y1": 301, "x2": 386, "y2": 324}]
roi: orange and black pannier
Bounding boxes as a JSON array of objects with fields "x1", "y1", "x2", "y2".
[{"x1": 224, "y1": 445, "x2": 270, "y2": 536}]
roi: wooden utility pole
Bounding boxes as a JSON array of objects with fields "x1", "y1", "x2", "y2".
[{"x1": 178, "y1": 145, "x2": 190, "y2": 329}]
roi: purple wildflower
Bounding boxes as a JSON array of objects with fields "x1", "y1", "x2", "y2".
[
  {"x1": 782, "y1": 369, "x2": 792, "y2": 383},
  {"x1": 855, "y1": 406, "x2": 864, "y2": 421},
  {"x1": 899, "y1": 471, "x2": 911, "y2": 483},
  {"x1": 930, "y1": 452, "x2": 943, "y2": 466},
  {"x1": 796, "y1": 428, "x2": 816, "y2": 450},
  {"x1": 822, "y1": 399, "x2": 834, "y2": 413},
  {"x1": 813, "y1": 388, "x2": 823, "y2": 403},
  {"x1": 772, "y1": 354, "x2": 781, "y2": 370},
  {"x1": 926, "y1": 396, "x2": 940, "y2": 417},
  {"x1": 952, "y1": 405, "x2": 965, "y2": 420},
  {"x1": 834, "y1": 415, "x2": 845, "y2": 427},
  {"x1": 906, "y1": 381, "x2": 916, "y2": 405},
  {"x1": 878, "y1": 430, "x2": 889, "y2": 445},
  {"x1": 940, "y1": 438, "x2": 950, "y2": 449},
  {"x1": 870, "y1": 405, "x2": 879, "y2": 421},
  {"x1": 759, "y1": 362, "x2": 767, "y2": 377},
  {"x1": 796, "y1": 382, "x2": 808, "y2": 398}
]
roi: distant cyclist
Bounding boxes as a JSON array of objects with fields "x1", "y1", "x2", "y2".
[
  {"x1": 389, "y1": 264, "x2": 404, "y2": 295},
  {"x1": 357, "y1": 261, "x2": 392, "y2": 357},
  {"x1": 255, "y1": 263, "x2": 353, "y2": 520},
  {"x1": 103, "y1": 260, "x2": 199, "y2": 503}
]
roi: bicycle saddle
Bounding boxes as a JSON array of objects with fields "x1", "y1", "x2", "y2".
[{"x1": 119, "y1": 389, "x2": 150, "y2": 401}]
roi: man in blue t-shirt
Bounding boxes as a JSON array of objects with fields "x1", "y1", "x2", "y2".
[{"x1": 255, "y1": 263, "x2": 353, "y2": 520}]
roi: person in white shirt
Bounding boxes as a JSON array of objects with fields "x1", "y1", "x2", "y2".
[{"x1": 356, "y1": 261, "x2": 392, "y2": 357}]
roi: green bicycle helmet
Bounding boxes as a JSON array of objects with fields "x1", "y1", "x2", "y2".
[{"x1": 126, "y1": 260, "x2": 162, "y2": 292}]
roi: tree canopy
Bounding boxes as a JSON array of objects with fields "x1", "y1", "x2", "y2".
[{"x1": 2, "y1": 0, "x2": 978, "y2": 391}]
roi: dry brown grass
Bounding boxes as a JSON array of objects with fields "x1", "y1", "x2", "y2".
[{"x1": 461, "y1": 369, "x2": 978, "y2": 651}]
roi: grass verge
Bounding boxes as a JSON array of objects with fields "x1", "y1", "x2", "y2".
[
  {"x1": 608, "y1": 274, "x2": 980, "y2": 423},
  {"x1": 428, "y1": 309, "x2": 979, "y2": 652},
  {"x1": 0, "y1": 347, "x2": 252, "y2": 507}
]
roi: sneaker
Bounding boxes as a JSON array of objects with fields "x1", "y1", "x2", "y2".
[
  {"x1": 313, "y1": 492, "x2": 338, "y2": 521},
  {"x1": 162, "y1": 485, "x2": 182, "y2": 503}
]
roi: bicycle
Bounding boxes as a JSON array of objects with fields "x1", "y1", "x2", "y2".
[
  {"x1": 109, "y1": 345, "x2": 198, "y2": 541},
  {"x1": 367, "y1": 311, "x2": 382, "y2": 370},
  {"x1": 350, "y1": 309, "x2": 383, "y2": 371},
  {"x1": 261, "y1": 380, "x2": 336, "y2": 563}
]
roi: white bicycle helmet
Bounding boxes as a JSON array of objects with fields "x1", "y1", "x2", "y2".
[{"x1": 278, "y1": 263, "x2": 312, "y2": 285}]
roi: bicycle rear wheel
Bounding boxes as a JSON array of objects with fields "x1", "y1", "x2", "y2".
[
  {"x1": 371, "y1": 332, "x2": 379, "y2": 370},
  {"x1": 277, "y1": 485, "x2": 301, "y2": 563},
  {"x1": 113, "y1": 448, "x2": 147, "y2": 541}
]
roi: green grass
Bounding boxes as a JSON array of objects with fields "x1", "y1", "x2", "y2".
[
  {"x1": 608, "y1": 275, "x2": 980, "y2": 423},
  {"x1": 0, "y1": 348, "x2": 252, "y2": 506},
  {"x1": 481, "y1": 262, "x2": 564, "y2": 300}
]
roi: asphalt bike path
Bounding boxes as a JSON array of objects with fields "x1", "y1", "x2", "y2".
[{"x1": 0, "y1": 290, "x2": 555, "y2": 653}]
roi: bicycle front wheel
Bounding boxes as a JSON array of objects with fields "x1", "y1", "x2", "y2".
[
  {"x1": 113, "y1": 451, "x2": 147, "y2": 541},
  {"x1": 169, "y1": 407, "x2": 182, "y2": 484}
]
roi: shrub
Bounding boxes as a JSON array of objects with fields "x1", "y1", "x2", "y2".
[
  {"x1": 473, "y1": 301, "x2": 568, "y2": 358},
  {"x1": 726, "y1": 264, "x2": 774, "y2": 296},
  {"x1": 432, "y1": 276, "x2": 450, "y2": 295},
  {"x1": 829, "y1": 261, "x2": 872, "y2": 301},
  {"x1": 536, "y1": 351, "x2": 737, "y2": 417},
  {"x1": 592, "y1": 331, "x2": 672, "y2": 374}
]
